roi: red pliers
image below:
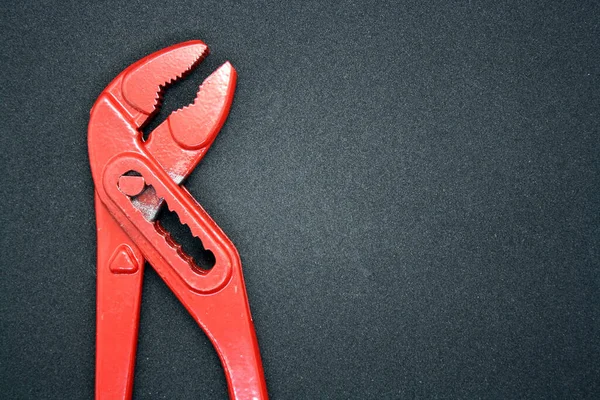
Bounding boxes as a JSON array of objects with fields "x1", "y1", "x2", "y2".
[{"x1": 88, "y1": 41, "x2": 268, "y2": 399}]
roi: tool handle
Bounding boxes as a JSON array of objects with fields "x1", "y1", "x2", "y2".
[
  {"x1": 100, "y1": 153, "x2": 268, "y2": 399},
  {"x1": 94, "y1": 195, "x2": 144, "y2": 400}
]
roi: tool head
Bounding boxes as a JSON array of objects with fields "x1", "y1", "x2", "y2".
[{"x1": 88, "y1": 41, "x2": 237, "y2": 192}]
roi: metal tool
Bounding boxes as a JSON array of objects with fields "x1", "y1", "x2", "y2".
[{"x1": 88, "y1": 40, "x2": 268, "y2": 400}]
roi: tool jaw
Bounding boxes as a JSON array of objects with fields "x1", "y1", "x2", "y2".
[
  {"x1": 167, "y1": 61, "x2": 237, "y2": 150},
  {"x1": 88, "y1": 40, "x2": 209, "y2": 183},
  {"x1": 91, "y1": 40, "x2": 209, "y2": 128},
  {"x1": 120, "y1": 40, "x2": 209, "y2": 118},
  {"x1": 88, "y1": 40, "x2": 237, "y2": 196}
]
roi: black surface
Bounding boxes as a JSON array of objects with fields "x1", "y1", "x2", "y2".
[{"x1": 1, "y1": 1, "x2": 599, "y2": 398}]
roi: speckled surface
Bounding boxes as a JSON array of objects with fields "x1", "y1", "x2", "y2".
[{"x1": 1, "y1": 1, "x2": 599, "y2": 398}]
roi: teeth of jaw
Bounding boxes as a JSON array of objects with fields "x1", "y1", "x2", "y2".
[{"x1": 152, "y1": 51, "x2": 206, "y2": 109}]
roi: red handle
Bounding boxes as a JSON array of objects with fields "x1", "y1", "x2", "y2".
[
  {"x1": 97, "y1": 152, "x2": 268, "y2": 399},
  {"x1": 94, "y1": 194, "x2": 145, "y2": 400}
]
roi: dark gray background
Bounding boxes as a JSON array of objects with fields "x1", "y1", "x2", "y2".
[{"x1": 1, "y1": 1, "x2": 599, "y2": 398}]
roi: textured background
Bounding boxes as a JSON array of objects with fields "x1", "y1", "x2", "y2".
[{"x1": 1, "y1": 1, "x2": 599, "y2": 398}]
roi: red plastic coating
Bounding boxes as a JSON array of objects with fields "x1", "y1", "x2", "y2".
[{"x1": 89, "y1": 41, "x2": 268, "y2": 400}]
